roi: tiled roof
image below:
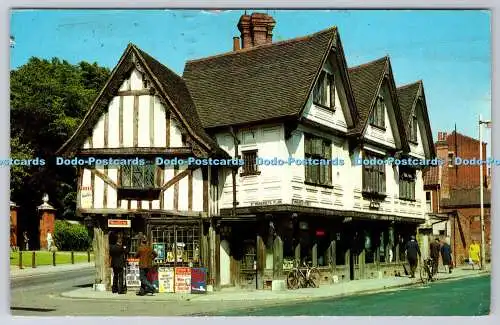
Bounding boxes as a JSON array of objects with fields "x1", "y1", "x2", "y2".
[
  {"x1": 441, "y1": 188, "x2": 491, "y2": 208},
  {"x1": 134, "y1": 46, "x2": 223, "y2": 154},
  {"x1": 397, "y1": 81, "x2": 421, "y2": 134},
  {"x1": 423, "y1": 166, "x2": 440, "y2": 186},
  {"x1": 347, "y1": 57, "x2": 388, "y2": 135},
  {"x1": 183, "y1": 27, "x2": 337, "y2": 129}
]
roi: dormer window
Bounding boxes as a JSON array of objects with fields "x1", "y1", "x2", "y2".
[
  {"x1": 313, "y1": 71, "x2": 335, "y2": 110},
  {"x1": 369, "y1": 95, "x2": 385, "y2": 129},
  {"x1": 409, "y1": 111, "x2": 418, "y2": 143}
]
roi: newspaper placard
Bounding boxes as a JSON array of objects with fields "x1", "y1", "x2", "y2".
[
  {"x1": 190, "y1": 267, "x2": 207, "y2": 294},
  {"x1": 125, "y1": 258, "x2": 140, "y2": 287},
  {"x1": 174, "y1": 267, "x2": 191, "y2": 293},
  {"x1": 158, "y1": 267, "x2": 174, "y2": 293}
]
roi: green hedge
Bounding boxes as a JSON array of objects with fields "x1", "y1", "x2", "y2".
[{"x1": 54, "y1": 220, "x2": 92, "y2": 251}]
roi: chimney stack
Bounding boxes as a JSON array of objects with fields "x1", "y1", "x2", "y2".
[
  {"x1": 233, "y1": 36, "x2": 241, "y2": 51},
  {"x1": 237, "y1": 12, "x2": 276, "y2": 49}
]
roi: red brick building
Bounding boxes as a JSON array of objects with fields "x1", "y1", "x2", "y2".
[{"x1": 423, "y1": 131, "x2": 491, "y2": 265}]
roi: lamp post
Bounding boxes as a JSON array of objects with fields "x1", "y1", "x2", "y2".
[{"x1": 479, "y1": 114, "x2": 491, "y2": 270}]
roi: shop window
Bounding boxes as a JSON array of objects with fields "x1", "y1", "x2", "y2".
[
  {"x1": 304, "y1": 134, "x2": 332, "y2": 186},
  {"x1": 149, "y1": 224, "x2": 201, "y2": 267},
  {"x1": 364, "y1": 231, "x2": 374, "y2": 264},
  {"x1": 448, "y1": 152, "x2": 454, "y2": 167},
  {"x1": 241, "y1": 240, "x2": 256, "y2": 271}
]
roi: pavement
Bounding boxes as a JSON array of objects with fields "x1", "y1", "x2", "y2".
[
  {"x1": 60, "y1": 265, "x2": 490, "y2": 303},
  {"x1": 10, "y1": 262, "x2": 94, "y2": 279}
]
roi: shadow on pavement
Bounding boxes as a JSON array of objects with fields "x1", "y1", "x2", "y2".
[
  {"x1": 11, "y1": 307, "x2": 56, "y2": 312},
  {"x1": 73, "y1": 283, "x2": 93, "y2": 288}
]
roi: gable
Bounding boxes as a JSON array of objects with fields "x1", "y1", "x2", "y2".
[
  {"x1": 57, "y1": 44, "x2": 226, "y2": 158},
  {"x1": 364, "y1": 80, "x2": 401, "y2": 149},
  {"x1": 397, "y1": 81, "x2": 435, "y2": 159},
  {"x1": 301, "y1": 50, "x2": 355, "y2": 133},
  {"x1": 81, "y1": 68, "x2": 186, "y2": 150}
]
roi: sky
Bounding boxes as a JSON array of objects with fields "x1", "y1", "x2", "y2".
[{"x1": 9, "y1": 9, "x2": 492, "y2": 153}]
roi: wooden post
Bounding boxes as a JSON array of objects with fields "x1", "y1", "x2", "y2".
[
  {"x1": 88, "y1": 250, "x2": 91, "y2": 263},
  {"x1": 312, "y1": 243, "x2": 318, "y2": 267},
  {"x1": 345, "y1": 248, "x2": 350, "y2": 280},
  {"x1": 32, "y1": 251, "x2": 36, "y2": 268},
  {"x1": 359, "y1": 249, "x2": 366, "y2": 279},
  {"x1": 395, "y1": 242, "x2": 400, "y2": 263},
  {"x1": 52, "y1": 251, "x2": 56, "y2": 266},
  {"x1": 93, "y1": 227, "x2": 111, "y2": 289},
  {"x1": 18, "y1": 251, "x2": 23, "y2": 269},
  {"x1": 294, "y1": 242, "x2": 301, "y2": 264},
  {"x1": 273, "y1": 236, "x2": 283, "y2": 278},
  {"x1": 256, "y1": 234, "x2": 265, "y2": 289},
  {"x1": 71, "y1": 251, "x2": 75, "y2": 264}
]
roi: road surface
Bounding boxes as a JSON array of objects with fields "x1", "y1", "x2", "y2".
[
  {"x1": 216, "y1": 275, "x2": 491, "y2": 316},
  {"x1": 10, "y1": 270, "x2": 490, "y2": 316}
]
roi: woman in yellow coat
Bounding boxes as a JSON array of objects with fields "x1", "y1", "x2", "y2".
[{"x1": 469, "y1": 240, "x2": 481, "y2": 270}]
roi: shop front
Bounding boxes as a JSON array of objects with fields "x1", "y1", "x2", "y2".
[
  {"x1": 95, "y1": 214, "x2": 211, "y2": 294},
  {"x1": 216, "y1": 206, "x2": 423, "y2": 288}
]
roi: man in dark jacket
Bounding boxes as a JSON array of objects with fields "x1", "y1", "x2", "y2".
[
  {"x1": 405, "y1": 235, "x2": 421, "y2": 278},
  {"x1": 441, "y1": 239, "x2": 453, "y2": 274},
  {"x1": 109, "y1": 237, "x2": 127, "y2": 294},
  {"x1": 429, "y1": 238, "x2": 441, "y2": 275},
  {"x1": 135, "y1": 236, "x2": 157, "y2": 296}
]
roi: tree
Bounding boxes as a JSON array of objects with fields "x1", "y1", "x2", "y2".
[{"x1": 10, "y1": 57, "x2": 110, "y2": 247}]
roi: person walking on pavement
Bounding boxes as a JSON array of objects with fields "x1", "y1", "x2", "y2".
[
  {"x1": 468, "y1": 240, "x2": 481, "y2": 270},
  {"x1": 23, "y1": 231, "x2": 29, "y2": 251},
  {"x1": 109, "y1": 237, "x2": 127, "y2": 294},
  {"x1": 135, "y1": 235, "x2": 157, "y2": 296},
  {"x1": 441, "y1": 239, "x2": 453, "y2": 273},
  {"x1": 429, "y1": 237, "x2": 441, "y2": 275},
  {"x1": 405, "y1": 235, "x2": 421, "y2": 278}
]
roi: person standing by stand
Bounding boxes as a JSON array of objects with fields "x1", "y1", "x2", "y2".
[
  {"x1": 109, "y1": 237, "x2": 127, "y2": 294},
  {"x1": 405, "y1": 235, "x2": 421, "y2": 278},
  {"x1": 135, "y1": 236, "x2": 157, "y2": 296}
]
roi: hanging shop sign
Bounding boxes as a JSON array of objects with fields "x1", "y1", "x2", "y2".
[
  {"x1": 190, "y1": 268, "x2": 207, "y2": 294},
  {"x1": 108, "y1": 219, "x2": 131, "y2": 228},
  {"x1": 152, "y1": 243, "x2": 165, "y2": 261},
  {"x1": 125, "y1": 258, "x2": 140, "y2": 287},
  {"x1": 175, "y1": 267, "x2": 192, "y2": 293},
  {"x1": 158, "y1": 267, "x2": 174, "y2": 293}
]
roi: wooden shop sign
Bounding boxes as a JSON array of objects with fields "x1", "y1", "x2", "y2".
[{"x1": 107, "y1": 219, "x2": 131, "y2": 228}]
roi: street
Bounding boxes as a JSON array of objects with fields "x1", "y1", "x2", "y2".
[
  {"x1": 10, "y1": 269, "x2": 490, "y2": 316},
  {"x1": 216, "y1": 275, "x2": 491, "y2": 316},
  {"x1": 10, "y1": 268, "x2": 268, "y2": 316}
]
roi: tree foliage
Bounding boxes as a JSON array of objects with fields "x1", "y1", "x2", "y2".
[
  {"x1": 53, "y1": 220, "x2": 92, "y2": 251},
  {"x1": 10, "y1": 57, "x2": 110, "y2": 242}
]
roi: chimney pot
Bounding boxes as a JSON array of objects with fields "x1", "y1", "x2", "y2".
[{"x1": 233, "y1": 36, "x2": 241, "y2": 51}]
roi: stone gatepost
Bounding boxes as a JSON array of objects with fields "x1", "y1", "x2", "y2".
[
  {"x1": 10, "y1": 201, "x2": 18, "y2": 249},
  {"x1": 37, "y1": 194, "x2": 56, "y2": 250}
]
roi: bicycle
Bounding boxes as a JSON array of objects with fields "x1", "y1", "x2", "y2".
[
  {"x1": 286, "y1": 260, "x2": 321, "y2": 289},
  {"x1": 419, "y1": 257, "x2": 435, "y2": 284}
]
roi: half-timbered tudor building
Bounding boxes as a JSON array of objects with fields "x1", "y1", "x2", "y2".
[{"x1": 58, "y1": 12, "x2": 436, "y2": 290}]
